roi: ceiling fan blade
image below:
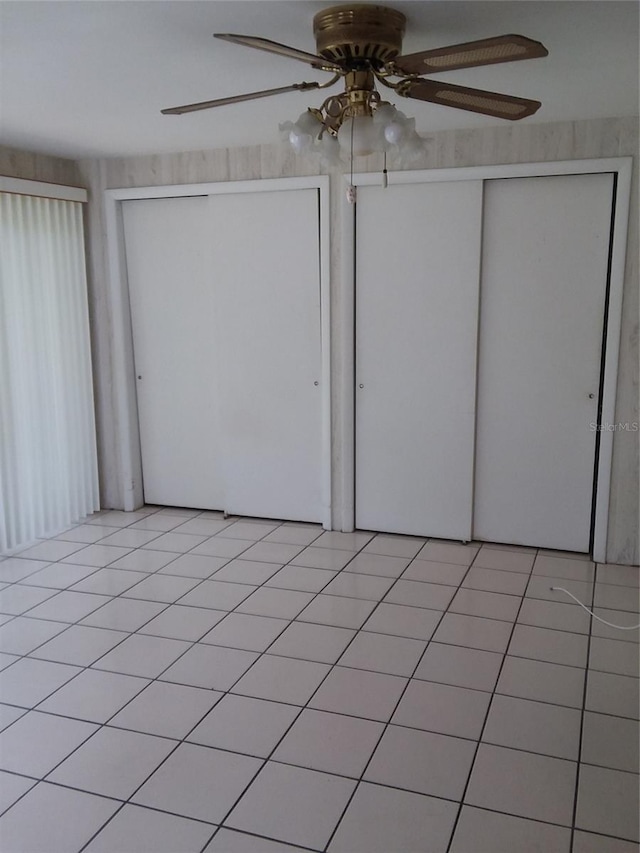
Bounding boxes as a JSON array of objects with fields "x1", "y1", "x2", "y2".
[
  {"x1": 393, "y1": 34, "x2": 548, "y2": 75},
  {"x1": 215, "y1": 33, "x2": 341, "y2": 71},
  {"x1": 161, "y1": 81, "x2": 321, "y2": 115},
  {"x1": 400, "y1": 78, "x2": 541, "y2": 120}
]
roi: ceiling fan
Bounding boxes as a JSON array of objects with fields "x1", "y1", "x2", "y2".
[{"x1": 162, "y1": 4, "x2": 548, "y2": 148}]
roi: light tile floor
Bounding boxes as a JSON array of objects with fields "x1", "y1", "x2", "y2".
[{"x1": 0, "y1": 507, "x2": 638, "y2": 853}]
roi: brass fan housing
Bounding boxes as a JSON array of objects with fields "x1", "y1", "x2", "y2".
[{"x1": 313, "y1": 5, "x2": 406, "y2": 65}]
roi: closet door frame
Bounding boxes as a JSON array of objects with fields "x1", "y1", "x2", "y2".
[
  {"x1": 104, "y1": 176, "x2": 332, "y2": 528},
  {"x1": 341, "y1": 157, "x2": 631, "y2": 561}
]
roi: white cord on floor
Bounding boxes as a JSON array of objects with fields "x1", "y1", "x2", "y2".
[{"x1": 550, "y1": 586, "x2": 640, "y2": 630}]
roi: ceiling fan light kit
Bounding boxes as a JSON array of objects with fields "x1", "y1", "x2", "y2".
[{"x1": 162, "y1": 4, "x2": 548, "y2": 174}]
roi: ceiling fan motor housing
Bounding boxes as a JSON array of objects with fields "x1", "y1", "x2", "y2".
[{"x1": 313, "y1": 4, "x2": 406, "y2": 66}]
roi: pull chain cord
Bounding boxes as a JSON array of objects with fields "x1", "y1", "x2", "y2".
[
  {"x1": 550, "y1": 587, "x2": 640, "y2": 630},
  {"x1": 346, "y1": 116, "x2": 357, "y2": 205},
  {"x1": 382, "y1": 150, "x2": 388, "y2": 188}
]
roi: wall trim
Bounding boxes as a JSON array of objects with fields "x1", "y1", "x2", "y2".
[
  {"x1": 0, "y1": 175, "x2": 87, "y2": 203},
  {"x1": 105, "y1": 175, "x2": 332, "y2": 528},
  {"x1": 342, "y1": 157, "x2": 632, "y2": 560}
]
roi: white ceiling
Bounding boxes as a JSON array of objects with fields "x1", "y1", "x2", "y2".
[{"x1": 1, "y1": 1, "x2": 638, "y2": 160}]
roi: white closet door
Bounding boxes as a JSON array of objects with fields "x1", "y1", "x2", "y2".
[
  {"x1": 356, "y1": 180, "x2": 483, "y2": 538},
  {"x1": 123, "y1": 196, "x2": 224, "y2": 509},
  {"x1": 474, "y1": 173, "x2": 614, "y2": 551},
  {"x1": 210, "y1": 189, "x2": 323, "y2": 522}
]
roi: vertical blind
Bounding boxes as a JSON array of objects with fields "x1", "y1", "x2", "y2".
[{"x1": 0, "y1": 191, "x2": 99, "y2": 552}]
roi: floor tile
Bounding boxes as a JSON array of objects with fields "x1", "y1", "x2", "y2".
[
  {"x1": 297, "y1": 594, "x2": 377, "y2": 629},
  {"x1": 416, "y1": 541, "x2": 479, "y2": 565},
  {"x1": 596, "y1": 564, "x2": 640, "y2": 588},
  {"x1": 80, "y1": 597, "x2": 165, "y2": 631},
  {"x1": 517, "y1": 597, "x2": 591, "y2": 635},
  {"x1": 508, "y1": 623, "x2": 589, "y2": 668},
  {"x1": 581, "y1": 711, "x2": 639, "y2": 772},
  {"x1": 268, "y1": 622, "x2": 356, "y2": 664},
  {"x1": 526, "y1": 575, "x2": 594, "y2": 606},
  {"x1": 241, "y1": 542, "x2": 305, "y2": 564},
  {"x1": 92, "y1": 633, "x2": 190, "y2": 678},
  {"x1": 590, "y1": 607, "x2": 640, "y2": 642},
  {"x1": 290, "y1": 546, "x2": 354, "y2": 571},
  {"x1": 160, "y1": 643, "x2": 257, "y2": 690},
  {"x1": 338, "y1": 631, "x2": 427, "y2": 676},
  {"x1": 209, "y1": 559, "x2": 282, "y2": 585},
  {"x1": 273, "y1": 708, "x2": 383, "y2": 777},
  {"x1": 217, "y1": 521, "x2": 280, "y2": 541},
  {"x1": 231, "y1": 655, "x2": 330, "y2": 705},
  {"x1": 312, "y1": 531, "x2": 373, "y2": 551},
  {"x1": 109, "y1": 549, "x2": 178, "y2": 572},
  {"x1": 178, "y1": 579, "x2": 257, "y2": 611},
  {"x1": 342, "y1": 553, "x2": 410, "y2": 578},
  {"x1": 0, "y1": 557, "x2": 52, "y2": 583},
  {"x1": 575, "y1": 764, "x2": 639, "y2": 842},
  {"x1": 56, "y1": 524, "x2": 118, "y2": 544},
  {"x1": 496, "y1": 656, "x2": 585, "y2": 708},
  {"x1": 0, "y1": 782, "x2": 119, "y2": 853},
  {"x1": 593, "y1": 583, "x2": 640, "y2": 613},
  {"x1": 431, "y1": 612, "x2": 513, "y2": 652},
  {"x1": 384, "y1": 579, "x2": 455, "y2": 611},
  {"x1": 309, "y1": 666, "x2": 407, "y2": 722},
  {"x1": 263, "y1": 526, "x2": 323, "y2": 547},
  {"x1": 190, "y1": 537, "x2": 253, "y2": 559},
  {"x1": 414, "y1": 643, "x2": 503, "y2": 691},
  {"x1": 450, "y1": 806, "x2": 571, "y2": 853},
  {"x1": 362, "y1": 534, "x2": 426, "y2": 559},
  {"x1": 170, "y1": 518, "x2": 234, "y2": 536},
  {"x1": 38, "y1": 668, "x2": 149, "y2": 723},
  {"x1": 121, "y1": 573, "x2": 201, "y2": 603},
  {"x1": 130, "y1": 515, "x2": 204, "y2": 533},
  {"x1": 133, "y1": 742, "x2": 262, "y2": 823},
  {"x1": 49, "y1": 725, "x2": 176, "y2": 799},
  {"x1": 585, "y1": 670, "x2": 639, "y2": 719},
  {"x1": 533, "y1": 555, "x2": 596, "y2": 582},
  {"x1": 201, "y1": 612, "x2": 287, "y2": 651},
  {"x1": 328, "y1": 781, "x2": 457, "y2": 853},
  {"x1": 364, "y1": 724, "x2": 476, "y2": 800},
  {"x1": 450, "y1": 587, "x2": 521, "y2": 621},
  {"x1": 69, "y1": 567, "x2": 148, "y2": 596},
  {"x1": 0, "y1": 770, "x2": 37, "y2": 814},
  {"x1": 63, "y1": 544, "x2": 133, "y2": 567},
  {"x1": 356, "y1": 602, "x2": 439, "y2": 647},
  {"x1": 236, "y1": 587, "x2": 315, "y2": 620},
  {"x1": 157, "y1": 553, "x2": 228, "y2": 578},
  {"x1": 572, "y1": 831, "x2": 639, "y2": 853},
  {"x1": 84, "y1": 804, "x2": 214, "y2": 853},
  {"x1": 462, "y1": 566, "x2": 529, "y2": 595},
  {"x1": 465, "y1": 743, "x2": 577, "y2": 825},
  {"x1": 0, "y1": 710, "x2": 97, "y2": 776},
  {"x1": 89, "y1": 510, "x2": 153, "y2": 527},
  {"x1": 472, "y1": 548, "x2": 535, "y2": 573},
  {"x1": 0, "y1": 704, "x2": 27, "y2": 732},
  {"x1": 97, "y1": 528, "x2": 164, "y2": 548},
  {"x1": 17, "y1": 540, "x2": 87, "y2": 562},
  {"x1": 0, "y1": 657, "x2": 81, "y2": 707},
  {"x1": 482, "y1": 694, "x2": 581, "y2": 759},
  {"x1": 205, "y1": 828, "x2": 305, "y2": 852},
  {"x1": 393, "y1": 679, "x2": 491, "y2": 739},
  {"x1": 225, "y1": 762, "x2": 356, "y2": 850},
  {"x1": 401, "y1": 559, "x2": 467, "y2": 586},
  {"x1": 589, "y1": 636, "x2": 639, "y2": 676},
  {"x1": 188, "y1": 694, "x2": 299, "y2": 758},
  {"x1": 0, "y1": 652, "x2": 18, "y2": 671},
  {"x1": 264, "y1": 565, "x2": 336, "y2": 592},
  {"x1": 0, "y1": 616, "x2": 67, "y2": 655},
  {"x1": 27, "y1": 590, "x2": 108, "y2": 623},
  {"x1": 0, "y1": 584, "x2": 58, "y2": 616},
  {"x1": 140, "y1": 532, "x2": 208, "y2": 553},
  {"x1": 138, "y1": 604, "x2": 226, "y2": 641},
  {"x1": 322, "y1": 572, "x2": 395, "y2": 601},
  {"x1": 110, "y1": 681, "x2": 223, "y2": 740},
  {"x1": 21, "y1": 562, "x2": 99, "y2": 589}
]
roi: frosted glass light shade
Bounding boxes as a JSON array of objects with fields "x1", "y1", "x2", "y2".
[{"x1": 338, "y1": 116, "x2": 379, "y2": 157}]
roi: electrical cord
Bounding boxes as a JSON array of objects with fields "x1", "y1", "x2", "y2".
[{"x1": 550, "y1": 586, "x2": 640, "y2": 630}]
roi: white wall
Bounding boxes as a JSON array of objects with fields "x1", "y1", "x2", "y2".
[{"x1": 4, "y1": 115, "x2": 637, "y2": 564}]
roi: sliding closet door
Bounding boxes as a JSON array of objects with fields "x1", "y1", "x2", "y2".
[
  {"x1": 474, "y1": 173, "x2": 614, "y2": 551},
  {"x1": 210, "y1": 189, "x2": 322, "y2": 522},
  {"x1": 356, "y1": 180, "x2": 483, "y2": 538},
  {"x1": 123, "y1": 196, "x2": 224, "y2": 509}
]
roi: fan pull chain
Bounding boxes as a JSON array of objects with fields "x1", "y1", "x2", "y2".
[
  {"x1": 346, "y1": 114, "x2": 357, "y2": 204},
  {"x1": 382, "y1": 150, "x2": 388, "y2": 188}
]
